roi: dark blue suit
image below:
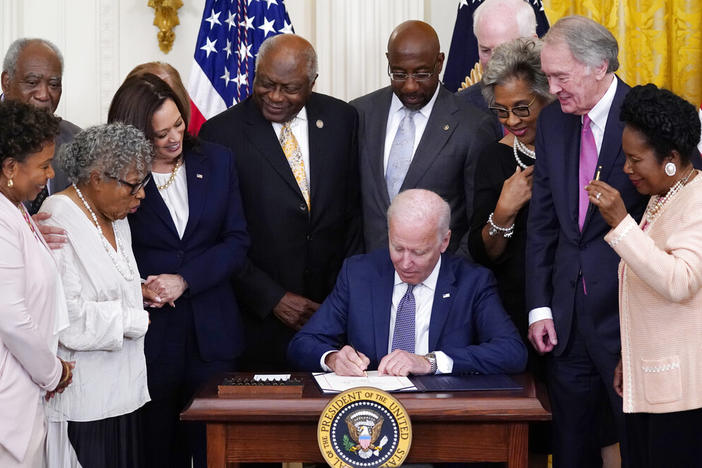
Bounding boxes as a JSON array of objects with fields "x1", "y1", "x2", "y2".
[
  {"x1": 128, "y1": 140, "x2": 249, "y2": 468},
  {"x1": 526, "y1": 78, "x2": 646, "y2": 467},
  {"x1": 288, "y1": 250, "x2": 527, "y2": 375}
]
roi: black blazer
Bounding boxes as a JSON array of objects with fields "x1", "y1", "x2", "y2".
[
  {"x1": 128, "y1": 141, "x2": 250, "y2": 363},
  {"x1": 199, "y1": 93, "x2": 363, "y2": 368}
]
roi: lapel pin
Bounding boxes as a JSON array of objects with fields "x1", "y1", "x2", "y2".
[
  {"x1": 316, "y1": 119, "x2": 324, "y2": 128},
  {"x1": 196, "y1": 173, "x2": 203, "y2": 179},
  {"x1": 443, "y1": 124, "x2": 450, "y2": 131},
  {"x1": 442, "y1": 293, "x2": 450, "y2": 298}
]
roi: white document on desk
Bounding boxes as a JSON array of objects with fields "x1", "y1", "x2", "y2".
[{"x1": 313, "y1": 370, "x2": 417, "y2": 393}]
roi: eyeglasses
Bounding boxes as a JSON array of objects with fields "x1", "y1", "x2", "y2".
[
  {"x1": 489, "y1": 96, "x2": 537, "y2": 119},
  {"x1": 387, "y1": 63, "x2": 439, "y2": 82},
  {"x1": 103, "y1": 173, "x2": 152, "y2": 195}
]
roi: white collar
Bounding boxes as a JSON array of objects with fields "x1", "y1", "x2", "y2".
[
  {"x1": 393, "y1": 255, "x2": 441, "y2": 291},
  {"x1": 584, "y1": 75, "x2": 617, "y2": 132}
]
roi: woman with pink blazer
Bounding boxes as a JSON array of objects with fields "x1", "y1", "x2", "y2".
[
  {"x1": 587, "y1": 84, "x2": 702, "y2": 467},
  {"x1": 0, "y1": 101, "x2": 72, "y2": 467}
]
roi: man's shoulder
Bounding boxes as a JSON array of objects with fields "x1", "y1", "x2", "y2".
[
  {"x1": 455, "y1": 83, "x2": 487, "y2": 110},
  {"x1": 349, "y1": 87, "x2": 392, "y2": 112},
  {"x1": 58, "y1": 118, "x2": 81, "y2": 136},
  {"x1": 202, "y1": 98, "x2": 251, "y2": 129}
]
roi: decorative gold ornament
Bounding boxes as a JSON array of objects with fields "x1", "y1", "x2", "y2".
[
  {"x1": 148, "y1": 0, "x2": 183, "y2": 54},
  {"x1": 458, "y1": 62, "x2": 483, "y2": 90}
]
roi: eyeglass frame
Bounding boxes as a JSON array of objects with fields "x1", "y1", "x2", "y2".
[
  {"x1": 489, "y1": 96, "x2": 537, "y2": 119},
  {"x1": 103, "y1": 173, "x2": 152, "y2": 195},
  {"x1": 387, "y1": 61, "x2": 440, "y2": 82}
]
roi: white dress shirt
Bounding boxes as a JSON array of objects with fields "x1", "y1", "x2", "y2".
[
  {"x1": 321, "y1": 257, "x2": 454, "y2": 374},
  {"x1": 528, "y1": 75, "x2": 619, "y2": 326},
  {"x1": 152, "y1": 162, "x2": 189, "y2": 239},
  {"x1": 272, "y1": 107, "x2": 311, "y2": 183},
  {"x1": 382, "y1": 85, "x2": 441, "y2": 174}
]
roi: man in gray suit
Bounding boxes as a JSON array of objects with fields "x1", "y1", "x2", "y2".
[
  {"x1": 351, "y1": 20, "x2": 494, "y2": 254},
  {"x1": 2, "y1": 38, "x2": 81, "y2": 216},
  {"x1": 455, "y1": 0, "x2": 538, "y2": 137}
]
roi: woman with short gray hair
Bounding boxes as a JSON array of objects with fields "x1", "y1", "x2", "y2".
[{"x1": 39, "y1": 123, "x2": 153, "y2": 468}]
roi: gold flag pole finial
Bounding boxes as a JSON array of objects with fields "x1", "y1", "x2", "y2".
[{"x1": 148, "y1": 0, "x2": 183, "y2": 54}]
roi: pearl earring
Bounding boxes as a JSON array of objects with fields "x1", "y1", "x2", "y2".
[
  {"x1": 664, "y1": 162, "x2": 677, "y2": 177},
  {"x1": 6, "y1": 178, "x2": 13, "y2": 188}
]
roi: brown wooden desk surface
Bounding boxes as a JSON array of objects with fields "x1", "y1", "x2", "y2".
[{"x1": 182, "y1": 372, "x2": 551, "y2": 467}]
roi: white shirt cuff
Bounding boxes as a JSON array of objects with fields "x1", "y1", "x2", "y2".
[
  {"x1": 528, "y1": 307, "x2": 553, "y2": 325},
  {"x1": 434, "y1": 351, "x2": 453, "y2": 374},
  {"x1": 320, "y1": 350, "x2": 336, "y2": 372}
]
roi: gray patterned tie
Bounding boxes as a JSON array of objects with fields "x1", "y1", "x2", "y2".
[
  {"x1": 385, "y1": 109, "x2": 416, "y2": 200},
  {"x1": 391, "y1": 284, "x2": 416, "y2": 353}
]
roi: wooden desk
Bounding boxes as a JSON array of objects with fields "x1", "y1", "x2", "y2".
[{"x1": 181, "y1": 373, "x2": 550, "y2": 468}]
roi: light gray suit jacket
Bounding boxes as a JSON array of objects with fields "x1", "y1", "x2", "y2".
[{"x1": 350, "y1": 85, "x2": 495, "y2": 255}]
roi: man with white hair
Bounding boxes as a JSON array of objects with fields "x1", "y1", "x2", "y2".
[
  {"x1": 288, "y1": 189, "x2": 526, "y2": 377},
  {"x1": 2, "y1": 38, "x2": 81, "y2": 214},
  {"x1": 457, "y1": 0, "x2": 538, "y2": 136}
]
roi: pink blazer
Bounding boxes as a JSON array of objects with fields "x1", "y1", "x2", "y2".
[
  {"x1": 605, "y1": 173, "x2": 702, "y2": 414},
  {"x1": 0, "y1": 195, "x2": 65, "y2": 462}
]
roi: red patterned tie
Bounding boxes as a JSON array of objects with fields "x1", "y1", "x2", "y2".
[{"x1": 578, "y1": 114, "x2": 598, "y2": 230}]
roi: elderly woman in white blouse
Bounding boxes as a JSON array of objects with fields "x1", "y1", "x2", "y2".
[{"x1": 39, "y1": 123, "x2": 153, "y2": 468}]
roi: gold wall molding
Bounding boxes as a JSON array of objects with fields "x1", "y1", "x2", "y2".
[{"x1": 148, "y1": 0, "x2": 183, "y2": 54}]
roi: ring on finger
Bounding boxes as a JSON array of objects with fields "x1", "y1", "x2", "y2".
[{"x1": 596, "y1": 192, "x2": 602, "y2": 200}]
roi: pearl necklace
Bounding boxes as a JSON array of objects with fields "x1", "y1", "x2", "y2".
[
  {"x1": 156, "y1": 156, "x2": 183, "y2": 191},
  {"x1": 645, "y1": 168, "x2": 695, "y2": 223},
  {"x1": 513, "y1": 137, "x2": 536, "y2": 169},
  {"x1": 72, "y1": 183, "x2": 135, "y2": 281}
]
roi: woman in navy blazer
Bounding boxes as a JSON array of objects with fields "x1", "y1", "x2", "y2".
[{"x1": 108, "y1": 73, "x2": 249, "y2": 468}]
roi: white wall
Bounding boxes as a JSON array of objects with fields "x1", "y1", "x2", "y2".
[{"x1": 1, "y1": 0, "x2": 458, "y2": 129}]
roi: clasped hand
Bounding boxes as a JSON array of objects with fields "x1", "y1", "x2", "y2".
[
  {"x1": 273, "y1": 292, "x2": 320, "y2": 330},
  {"x1": 143, "y1": 274, "x2": 188, "y2": 308}
]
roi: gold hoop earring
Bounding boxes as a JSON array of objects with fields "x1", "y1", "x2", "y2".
[{"x1": 7, "y1": 178, "x2": 13, "y2": 188}]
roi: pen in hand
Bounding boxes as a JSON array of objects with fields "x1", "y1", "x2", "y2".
[
  {"x1": 347, "y1": 341, "x2": 368, "y2": 377},
  {"x1": 594, "y1": 165, "x2": 603, "y2": 181}
]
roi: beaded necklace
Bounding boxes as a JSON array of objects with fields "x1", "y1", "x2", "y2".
[
  {"x1": 72, "y1": 183, "x2": 135, "y2": 281},
  {"x1": 513, "y1": 137, "x2": 536, "y2": 169},
  {"x1": 156, "y1": 156, "x2": 183, "y2": 191},
  {"x1": 17, "y1": 202, "x2": 43, "y2": 243},
  {"x1": 645, "y1": 168, "x2": 695, "y2": 224}
]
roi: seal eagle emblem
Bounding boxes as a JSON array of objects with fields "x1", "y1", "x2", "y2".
[{"x1": 317, "y1": 387, "x2": 412, "y2": 468}]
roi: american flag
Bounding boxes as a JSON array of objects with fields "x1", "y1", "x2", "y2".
[{"x1": 188, "y1": 0, "x2": 294, "y2": 134}]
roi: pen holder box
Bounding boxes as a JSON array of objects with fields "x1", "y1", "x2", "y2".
[{"x1": 217, "y1": 376, "x2": 304, "y2": 398}]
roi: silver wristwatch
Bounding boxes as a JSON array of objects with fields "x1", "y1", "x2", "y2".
[{"x1": 424, "y1": 352, "x2": 437, "y2": 374}]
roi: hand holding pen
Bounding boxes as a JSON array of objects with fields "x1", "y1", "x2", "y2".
[{"x1": 325, "y1": 345, "x2": 370, "y2": 376}]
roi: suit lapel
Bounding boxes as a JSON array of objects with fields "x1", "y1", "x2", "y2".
[
  {"x1": 306, "y1": 95, "x2": 328, "y2": 216},
  {"x1": 181, "y1": 150, "x2": 208, "y2": 240},
  {"x1": 582, "y1": 78, "x2": 626, "y2": 231},
  {"x1": 371, "y1": 255, "x2": 395, "y2": 361},
  {"x1": 565, "y1": 115, "x2": 582, "y2": 238},
  {"x1": 371, "y1": 89, "x2": 393, "y2": 206},
  {"x1": 244, "y1": 100, "x2": 305, "y2": 203},
  {"x1": 143, "y1": 174, "x2": 179, "y2": 238},
  {"x1": 401, "y1": 87, "x2": 457, "y2": 190},
  {"x1": 428, "y1": 255, "x2": 456, "y2": 352}
]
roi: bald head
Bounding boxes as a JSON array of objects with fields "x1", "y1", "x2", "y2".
[
  {"x1": 253, "y1": 34, "x2": 318, "y2": 123},
  {"x1": 387, "y1": 189, "x2": 451, "y2": 285},
  {"x1": 387, "y1": 20, "x2": 440, "y2": 57},
  {"x1": 386, "y1": 21, "x2": 444, "y2": 110}
]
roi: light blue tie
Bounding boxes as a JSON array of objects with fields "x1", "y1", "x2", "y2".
[
  {"x1": 391, "y1": 284, "x2": 416, "y2": 353},
  {"x1": 386, "y1": 109, "x2": 416, "y2": 200}
]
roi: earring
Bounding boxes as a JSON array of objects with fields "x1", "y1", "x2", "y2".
[
  {"x1": 664, "y1": 162, "x2": 677, "y2": 177},
  {"x1": 6, "y1": 178, "x2": 13, "y2": 188}
]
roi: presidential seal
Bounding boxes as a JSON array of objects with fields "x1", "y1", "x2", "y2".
[{"x1": 317, "y1": 387, "x2": 412, "y2": 468}]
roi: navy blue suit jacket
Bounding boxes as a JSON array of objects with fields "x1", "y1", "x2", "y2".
[
  {"x1": 525, "y1": 78, "x2": 646, "y2": 356},
  {"x1": 288, "y1": 250, "x2": 527, "y2": 374},
  {"x1": 128, "y1": 141, "x2": 250, "y2": 363}
]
